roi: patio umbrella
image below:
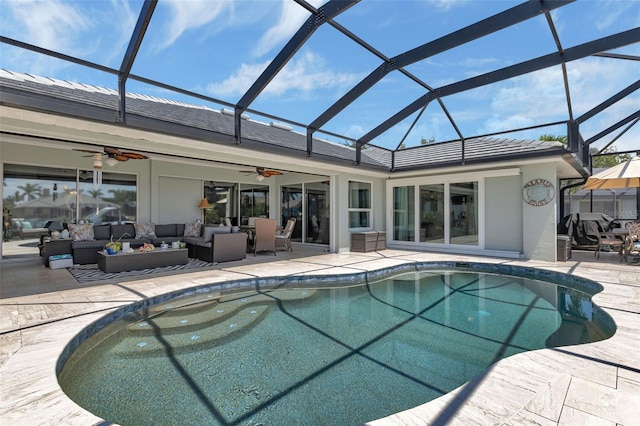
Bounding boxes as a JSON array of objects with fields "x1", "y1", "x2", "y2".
[{"x1": 583, "y1": 156, "x2": 640, "y2": 190}]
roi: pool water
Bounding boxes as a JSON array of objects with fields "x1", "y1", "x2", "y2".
[{"x1": 58, "y1": 270, "x2": 614, "y2": 425}]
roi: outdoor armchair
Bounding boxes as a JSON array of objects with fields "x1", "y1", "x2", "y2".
[
  {"x1": 275, "y1": 217, "x2": 296, "y2": 251},
  {"x1": 253, "y1": 218, "x2": 277, "y2": 256}
]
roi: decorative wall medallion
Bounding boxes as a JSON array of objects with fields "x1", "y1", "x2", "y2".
[{"x1": 522, "y1": 178, "x2": 555, "y2": 206}]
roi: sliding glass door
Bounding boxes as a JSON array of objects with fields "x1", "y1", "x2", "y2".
[
  {"x1": 3, "y1": 164, "x2": 137, "y2": 256},
  {"x1": 391, "y1": 180, "x2": 479, "y2": 247},
  {"x1": 281, "y1": 181, "x2": 330, "y2": 245}
]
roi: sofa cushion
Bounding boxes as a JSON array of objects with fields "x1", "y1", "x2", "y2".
[
  {"x1": 176, "y1": 223, "x2": 185, "y2": 236},
  {"x1": 93, "y1": 225, "x2": 111, "y2": 240},
  {"x1": 183, "y1": 222, "x2": 201, "y2": 237},
  {"x1": 68, "y1": 223, "x2": 94, "y2": 241},
  {"x1": 111, "y1": 224, "x2": 135, "y2": 240},
  {"x1": 183, "y1": 236, "x2": 203, "y2": 245},
  {"x1": 134, "y1": 223, "x2": 157, "y2": 239},
  {"x1": 72, "y1": 240, "x2": 105, "y2": 249},
  {"x1": 155, "y1": 224, "x2": 176, "y2": 238},
  {"x1": 203, "y1": 226, "x2": 231, "y2": 243}
]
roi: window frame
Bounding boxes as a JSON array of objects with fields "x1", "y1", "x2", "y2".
[{"x1": 348, "y1": 180, "x2": 373, "y2": 231}]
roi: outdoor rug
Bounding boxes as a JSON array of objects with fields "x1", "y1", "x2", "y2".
[{"x1": 68, "y1": 258, "x2": 215, "y2": 283}]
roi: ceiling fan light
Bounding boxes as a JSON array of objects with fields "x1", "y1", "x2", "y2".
[
  {"x1": 256, "y1": 174, "x2": 265, "y2": 181},
  {"x1": 105, "y1": 157, "x2": 119, "y2": 167},
  {"x1": 93, "y1": 159, "x2": 102, "y2": 169}
]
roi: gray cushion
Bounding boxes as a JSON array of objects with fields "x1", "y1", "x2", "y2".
[
  {"x1": 111, "y1": 224, "x2": 135, "y2": 240},
  {"x1": 183, "y1": 236, "x2": 203, "y2": 245},
  {"x1": 93, "y1": 225, "x2": 111, "y2": 240},
  {"x1": 155, "y1": 224, "x2": 176, "y2": 238},
  {"x1": 203, "y1": 226, "x2": 231, "y2": 242},
  {"x1": 72, "y1": 240, "x2": 105, "y2": 249}
]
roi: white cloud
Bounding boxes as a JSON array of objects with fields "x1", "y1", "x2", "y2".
[
  {"x1": 252, "y1": 0, "x2": 325, "y2": 58},
  {"x1": 4, "y1": 0, "x2": 91, "y2": 52},
  {"x1": 1, "y1": 0, "x2": 139, "y2": 73},
  {"x1": 206, "y1": 50, "x2": 360, "y2": 99},
  {"x1": 478, "y1": 58, "x2": 639, "y2": 151},
  {"x1": 157, "y1": 0, "x2": 231, "y2": 50},
  {"x1": 594, "y1": 0, "x2": 639, "y2": 31},
  {"x1": 423, "y1": 0, "x2": 467, "y2": 12}
]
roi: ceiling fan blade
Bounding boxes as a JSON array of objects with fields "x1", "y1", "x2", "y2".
[
  {"x1": 114, "y1": 155, "x2": 130, "y2": 162},
  {"x1": 104, "y1": 147, "x2": 122, "y2": 155},
  {"x1": 73, "y1": 148, "x2": 102, "y2": 155},
  {"x1": 121, "y1": 152, "x2": 148, "y2": 160}
]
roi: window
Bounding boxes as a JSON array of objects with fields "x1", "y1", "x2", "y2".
[
  {"x1": 390, "y1": 180, "x2": 479, "y2": 246},
  {"x1": 79, "y1": 170, "x2": 138, "y2": 225},
  {"x1": 420, "y1": 184, "x2": 444, "y2": 243},
  {"x1": 203, "y1": 181, "x2": 237, "y2": 225},
  {"x1": 450, "y1": 182, "x2": 478, "y2": 245},
  {"x1": 348, "y1": 181, "x2": 371, "y2": 229},
  {"x1": 393, "y1": 186, "x2": 415, "y2": 241},
  {"x1": 240, "y1": 184, "x2": 269, "y2": 224}
]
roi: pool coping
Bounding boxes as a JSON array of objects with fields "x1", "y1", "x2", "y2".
[{"x1": 1, "y1": 250, "x2": 639, "y2": 425}]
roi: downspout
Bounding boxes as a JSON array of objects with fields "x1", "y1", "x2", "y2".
[{"x1": 559, "y1": 178, "x2": 587, "y2": 219}]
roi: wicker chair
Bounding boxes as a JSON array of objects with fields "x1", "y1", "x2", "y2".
[
  {"x1": 624, "y1": 222, "x2": 640, "y2": 263},
  {"x1": 253, "y1": 218, "x2": 277, "y2": 256},
  {"x1": 275, "y1": 217, "x2": 296, "y2": 251}
]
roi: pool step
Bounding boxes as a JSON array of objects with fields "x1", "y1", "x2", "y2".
[
  {"x1": 126, "y1": 289, "x2": 316, "y2": 335},
  {"x1": 109, "y1": 289, "x2": 317, "y2": 357},
  {"x1": 109, "y1": 304, "x2": 270, "y2": 357}
]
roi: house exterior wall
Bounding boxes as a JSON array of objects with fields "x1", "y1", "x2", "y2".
[
  {"x1": 384, "y1": 162, "x2": 561, "y2": 261},
  {"x1": 485, "y1": 175, "x2": 523, "y2": 252},
  {"x1": 521, "y1": 163, "x2": 558, "y2": 262},
  {"x1": 2, "y1": 137, "x2": 562, "y2": 262},
  {"x1": 1, "y1": 138, "x2": 388, "y2": 256}
]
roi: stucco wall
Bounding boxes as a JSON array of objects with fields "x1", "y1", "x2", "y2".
[
  {"x1": 485, "y1": 175, "x2": 523, "y2": 252},
  {"x1": 521, "y1": 164, "x2": 558, "y2": 262}
]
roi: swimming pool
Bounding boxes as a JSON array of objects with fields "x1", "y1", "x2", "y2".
[{"x1": 57, "y1": 263, "x2": 615, "y2": 425}]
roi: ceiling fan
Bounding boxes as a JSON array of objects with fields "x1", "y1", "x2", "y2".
[
  {"x1": 239, "y1": 167, "x2": 283, "y2": 181},
  {"x1": 74, "y1": 147, "x2": 148, "y2": 168}
]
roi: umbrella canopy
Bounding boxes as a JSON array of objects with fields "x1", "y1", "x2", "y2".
[{"x1": 583, "y1": 156, "x2": 640, "y2": 190}]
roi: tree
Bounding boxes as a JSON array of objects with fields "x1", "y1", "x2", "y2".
[
  {"x1": 539, "y1": 134, "x2": 567, "y2": 144},
  {"x1": 88, "y1": 189, "x2": 104, "y2": 199},
  {"x1": 343, "y1": 140, "x2": 368, "y2": 150},
  {"x1": 592, "y1": 147, "x2": 631, "y2": 168},
  {"x1": 17, "y1": 183, "x2": 41, "y2": 201},
  {"x1": 105, "y1": 189, "x2": 136, "y2": 206},
  {"x1": 420, "y1": 136, "x2": 436, "y2": 145}
]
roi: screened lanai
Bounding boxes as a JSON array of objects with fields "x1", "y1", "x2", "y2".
[{"x1": 1, "y1": 0, "x2": 638, "y2": 162}]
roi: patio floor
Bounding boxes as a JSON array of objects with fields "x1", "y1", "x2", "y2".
[{"x1": 1, "y1": 246, "x2": 638, "y2": 425}]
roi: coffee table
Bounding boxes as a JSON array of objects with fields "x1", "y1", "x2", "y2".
[{"x1": 97, "y1": 248, "x2": 188, "y2": 273}]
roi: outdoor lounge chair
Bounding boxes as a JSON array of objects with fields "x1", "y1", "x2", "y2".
[
  {"x1": 253, "y1": 218, "x2": 276, "y2": 256},
  {"x1": 624, "y1": 222, "x2": 640, "y2": 262},
  {"x1": 275, "y1": 217, "x2": 296, "y2": 251},
  {"x1": 584, "y1": 221, "x2": 624, "y2": 260}
]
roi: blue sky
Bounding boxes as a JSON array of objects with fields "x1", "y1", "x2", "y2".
[{"x1": 1, "y1": 0, "x2": 639, "y2": 152}]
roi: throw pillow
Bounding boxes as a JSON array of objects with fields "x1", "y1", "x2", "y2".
[
  {"x1": 68, "y1": 223, "x2": 95, "y2": 241},
  {"x1": 183, "y1": 222, "x2": 202, "y2": 237},
  {"x1": 134, "y1": 223, "x2": 157, "y2": 239}
]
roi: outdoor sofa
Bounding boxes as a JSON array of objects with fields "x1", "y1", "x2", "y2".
[{"x1": 42, "y1": 222, "x2": 247, "y2": 266}]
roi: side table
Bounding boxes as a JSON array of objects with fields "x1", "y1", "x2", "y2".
[{"x1": 42, "y1": 238, "x2": 73, "y2": 267}]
